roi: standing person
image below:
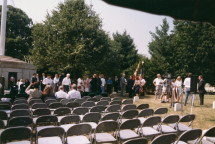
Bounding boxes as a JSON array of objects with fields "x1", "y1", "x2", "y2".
[
  {"x1": 53, "y1": 74, "x2": 60, "y2": 93},
  {"x1": 20, "y1": 81, "x2": 27, "y2": 94},
  {"x1": 90, "y1": 74, "x2": 98, "y2": 93},
  {"x1": 101, "y1": 74, "x2": 106, "y2": 94},
  {"x1": 40, "y1": 73, "x2": 46, "y2": 91},
  {"x1": 198, "y1": 75, "x2": 206, "y2": 105},
  {"x1": 36, "y1": 74, "x2": 40, "y2": 82},
  {"x1": 31, "y1": 73, "x2": 37, "y2": 83},
  {"x1": 133, "y1": 76, "x2": 141, "y2": 97},
  {"x1": 120, "y1": 74, "x2": 127, "y2": 97},
  {"x1": 59, "y1": 72, "x2": 65, "y2": 85},
  {"x1": 17, "y1": 79, "x2": 24, "y2": 94},
  {"x1": 113, "y1": 76, "x2": 119, "y2": 93},
  {"x1": 42, "y1": 74, "x2": 53, "y2": 86},
  {"x1": 55, "y1": 86, "x2": 67, "y2": 99},
  {"x1": 171, "y1": 79, "x2": 177, "y2": 102},
  {"x1": 127, "y1": 76, "x2": 134, "y2": 98},
  {"x1": 140, "y1": 76, "x2": 146, "y2": 96},
  {"x1": 25, "y1": 79, "x2": 30, "y2": 88},
  {"x1": 184, "y1": 73, "x2": 193, "y2": 106},
  {"x1": 160, "y1": 75, "x2": 171, "y2": 103},
  {"x1": 106, "y1": 77, "x2": 113, "y2": 94},
  {"x1": 97, "y1": 75, "x2": 102, "y2": 93},
  {"x1": 77, "y1": 77, "x2": 84, "y2": 92},
  {"x1": 25, "y1": 82, "x2": 42, "y2": 102},
  {"x1": 175, "y1": 76, "x2": 183, "y2": 103},
  {"x1": 67, "y1": 84, "x2": 81, "y2": 99},
  {"x1": 62, "y1": 74, "x2": 71, "y2": 93},
  {"x1": 84, "y1": 75, "x2": 90, "y2": 92},
  {"x1": 153, "y1": 74, "x2": 163, "y2": 100}
]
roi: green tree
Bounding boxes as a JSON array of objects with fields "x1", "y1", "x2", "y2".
[{"x1": 0, "y1": 6, "x2": 33, "y2": 61}]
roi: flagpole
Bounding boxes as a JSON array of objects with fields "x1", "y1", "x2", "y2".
[{"x1": 0, "y1": 0, "x2": 7, "y2": 56}]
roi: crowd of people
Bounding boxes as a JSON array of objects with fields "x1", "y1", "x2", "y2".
[{"x1": 153, "y1": 73, "x2": 206, "y2": 106}]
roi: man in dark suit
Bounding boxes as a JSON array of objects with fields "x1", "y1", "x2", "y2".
[
  {"x1": 127, "y1": 75, "x2": 134, "y2": 98},
  {"x1": 120, "y1": 73, "x2": 126, "y2": 97},
  {"x1": 31, "y1": 73, "x2": 37, "y2": 83},
  {"x1": 198, "y1": 75, "x2": 206, "y2": 105}
]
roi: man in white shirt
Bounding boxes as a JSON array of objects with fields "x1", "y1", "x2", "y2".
[
  {"x1": 101, "y1": 75, "x2": 106, "y2": 94},
  {"x1": 55, "y1": 86, "x2": 67, "y2": 99},
  {"x1": 42, "y1": 74, "x2": 53, "y2": 86},
  {"x1": 184, "y1": 73, "x2": 192, "y2": 106},
  {"x1": 153, "y1": 74, "x2": 163, "y2": 100},
  {"x1": 62, "y1": 74, "x2": 71, "y2": 93},
  {"x1": 67, "y1": 84, "x2": 81, "y2": 99}
]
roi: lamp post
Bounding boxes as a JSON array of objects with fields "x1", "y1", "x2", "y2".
[{"x1": 0, "y1": 0, "x2": 7, "y2": 56}]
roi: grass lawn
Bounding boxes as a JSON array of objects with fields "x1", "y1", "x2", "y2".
[{"x1": 130, "y1": 93, "x2": 215, "y2": 130}]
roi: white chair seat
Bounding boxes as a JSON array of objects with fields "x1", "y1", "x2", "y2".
[
  {"x1": 82, "y1": 122, "x2": 97, "y2": 129},
  {"x1": 139, "y1": 127, "x2": 160, "y2": 137},
  {"x1": 206, "y1": 137, "x2": 215, "y2": 143},
  {"x1": 60, "y1": 124, "x2": 76, "y2": 132},
  {"x1": 174, "y1": 141, "x2": 187, "y2": 144},
  {"x1": 7, "y1": 140, "x2": 31, "y2": 144},
  {"x1": 95, "y1": 133, "x2": 117, "y2": 143},
  {"x1": 57, "y1": 116, "x2": 65, "y2": 122},
  {"x1": 154, "y1": 125, "x2": 177, "y2": 133},
  {"x1": 37, "y1": 126, "x2": 55, "y2": 133},
  {"x1": 119, "y1": 130, "x2": 139, "y2": 140},
  {"x1": 38, "y1": 136, "x2": 62, "y2": 144},
  {"x1": 200, "y1": 139, "x2": 214, "y2": 144},
  {"x1": 3, "y1": 120, "x2": 7, "y2": 126},
  {"x1": 33, "y1": 117, "x2": 38, "y2": 124},
  {"x1": 67, "y1": 135, "x2": 90, "y2": 144},
  {"x1": 138, "y1": 117, "x2": 146, "y2": 124},
  {"x1": 170, "y1": 123, "x2": 192, "y2": 132}
]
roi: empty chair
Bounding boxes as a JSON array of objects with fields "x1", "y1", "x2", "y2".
[
  {"x1": 122, "y1": 137, "x2": 148, "y2": 144},
  {"x1": 66, "y1": 102, "x2": 80, "y2": 109},
  {"x1": 0, "y1": 101, "x2": 12, "y2": 107},
  {"x1": 199, "y1": 126, "x2": 215, "y2": 144},
  {"x1": 33, "y1": 108, "x2": 51, "y2": 117},
  {"x1": 117, "y1": 119, "x2": 141, "y2": 143},
  {"x1": 154, "y1": 115, "x2": 179, "y2": 134},
  {"x1": 94, "y1": 95, "x2": 103, "y2": 101},
  {"x1": 60, "y1": 99, "x2": 70, "y2": 106},
  {"x1": 96, "y1": 100, "x2": 109, "y2": 106},
  {"x1": 112, "y1": 97, "x2": 122, "y2": 101},
  {"x1": 8, "y1": 116, "x2": 33, "y2": 127},
  {"x1": 87, "y1": 97, "x2": 97, "y2": 102},
  {"x1": 32, "y1": 103, "x2": 48, "y2": 109},
  {"x1": 170, "y1": 114, "x2": 195, "y2": 134},
  {"x1": 122, "y1": 99, "x2": 133, "y2": 104},
  {"x1": 83, "y1": 96, "x2": 91, "y2": 100},
  {"x1": 0, "y1": 127, "x2": 32, "y2": 144},
  {"x1": 154, "y1": 107, "x2": 168, "y2": 117},
  {"x1": 82, "y1": 112, "x2": 101, "y2": 130},
  {"x1": 151, "y1": 133, "x2": 177, "y2": 144},
  {"x1": 45, "y1": 99, "x2": 58, "y2": 105},
  {"x1": 12, "y1": 104, "x2": 29, "y2": 110},
  {"x1": 0, "y1": 119, "x2": 5, "y2": 129},
  {"x1": 0, "y1": 104, "x2": 11, "y2": 113},
  {"x1": 15, "y1": 97, "x2": 27, "y2": 100},
  {"x1": 54, "y1": 107, "x2": 71, "y2": 116},
  {"x1": 137, "y1": 104, "x2": 149, "y2": 110},
  {"x1": 0, "y1": 111, "x2": 8, "y2": 126},
  {"x1": 110, "y1": 100, "x2": 122, "y2": 105},
  {"x1": 48, "y1": 102, "x2": 63, "y2": 109},
  {"x1": 94, "y1": 121, "x2": 118, "y2": 144},
  {"x1": 138, "y1": 108, "x2": 154, "y2": 124},
  {"x1": 81, "y1": 101, "x2": 95, "y2": 108},
  {"x1": 29, "y1": 99, "x2": 43, "y2": 107},
  {"x1": 101, "y1": 112, "x2": 120, "y2": 121},
  {"x1": 10, "y1": 109, "x2": 31, "y2": 118},
  {"x1": 74, "y1": 98, "x2": 86, "y2": 105},
  {"x1": 66, "y1": 124, "x2": 92, "y2": 144},
  {"x1": 72, "y1": 107, "x2": 89, "y2": 115},
  {"x1": 44, "y1": 97, "x2": 56, "y2": 101},
  {"x1": 105, "y1": 104, "x2": 121, "y2": 113},
  {"x1": 36, "y1": 115, "x2": 58, "y2": 133},
  {"x1": 122, "y1": 104, "x2": 136, "y2": 111},
  {"x1": 120, "y1": 109, "x2": 139, "y2": 123},
  {"x1": 174, "y1": 129, "x2": 202, "y2": 144},
  {"x1": 60, "y1": 115, "x2": 80, "y2": 132},
  {"x1": 101, "y1": 97, "x2": 111, "y2": 101},
  {"x1": 13, "y1": 99, "x2": 28, "y2": 105},
  {"x1": 137, "y1": 116, "x2": 161, "y2": 140},
  {"x1": 37, "y1": 126, "x2": 65, "y2": 144},
  {"x1": 90, "y1": 106, "x2": 106, "y2": 113}
]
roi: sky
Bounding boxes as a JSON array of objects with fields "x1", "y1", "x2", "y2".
[{"x1": 1, "y1": 0, "x2": 174, "y2": 57}]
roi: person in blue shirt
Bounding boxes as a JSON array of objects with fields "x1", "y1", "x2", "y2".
[{"x1": 106, "y1": 77, "x2": 113, "y2": 94}]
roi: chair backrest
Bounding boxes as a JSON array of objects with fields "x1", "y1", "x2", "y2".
[
  {"x1": 154, "y1": 107, "x2": 168, "y2": 115},
  {"x1": 32, "y1": 103, "x2": 48, "y2": 109},
  {"x1": 36, "y1": 115, "x2": 58, "y2": 126},
  {"x1": 105, "y1": 104, "x2": 121, "y2": 112},
  {"x1": 151, "y1": 133, "x2": 177, "y2": 144},
  {"x1": 176, "y1": 129, "x2": 202, "y2": 143},
  {"x1": 96, "y1": 121, "x2": 118, "y2": 133},
  {"x1": 83, "y1": 96, "x2": 91, "y2": 100},
  {"x1": 67, "y1": 123, "x2": 92, "y2": 136},
  {"x1": 0, "y1": 101, "x2": 12, "y2": 107},
  {"x1": 122, "y1": 138, "x2": 148, "y2": 144},
  {"x1": 74, "y1": 98, "x2": 86, "y2": 105},
  {"x1": 12, "y1": 104, "x2": 29, "y2": 110},
  {"x1": 73, "y1": 107, "x2": 89, "y2": 115},
  {"x1": 44, "y1": 97, "x2": 56, "y2": 101},
  {"x1": 162, "y1": 115, "x2": 180, "y2": 124},
  {"x1": 29, "y1": 99, "x2": 43, "y2": 107},
  {"x1": 180, "y1": 114, "x2": 195, "y2": 122},
  {"x1": 138, "y1": 108, "x2": 154, "y2": 117},
  {"x1": 136, "y1": 104, "x2": 149, "y2": 110},
  {"x1": 33, "y1": 108, "x2": 51, "y2": 116},
  {"x1": 37, "y1": 126, "x2": 65, "y2": 138},
  {"x1": 0, "y1": 104, "x2": 11, "y2": 110},
  {"x1": 0, "y1": 119, "x2": 4, "y2": 128},
  {"x1": 66, "y1": 102, "x2": 80, "y2": 109},
  {"x1": 90, "y1": 106, "x2": 106, "y2": 113},
  {"x1": 82, "y1": 112, "x2": 101, "y2": 123},
  {"x1": 142, "y1": 116, "x2": 161, "y2": 127},
  {"x1": 110, "y1": 100, "x2": 122, "y2": 105},
  {"x1": 81, "y1": 101, "x2": 95, "y2": 108},
  {"x1": 122, "y1": 99, "x2": 133, "y2": 104},
  {"x1": 96, "y1": 100, "x2": 109, "y2": 106},
  {"x1": 10, "y1": 109, "x2": 31, "y2": 118},
  {"x1": 122, "y1": 104, "x2": 136, "y2": 111},
  {"x1": 8, "y1": 116, "x2": 33, "y2": 127},
  {"x1": 0, "y1": 127, "x2": 31, "y2": 143},
  {"x1": 101, "y1": 112, "x2": 120, "y2": 121},
  {"x1": 60, "y1": 115, "x2": 80, "y2": 124},
  {"x1": 94, "y1": 95, "x2": 103, "y2": 101},
  {"x1": 112, "y1": 97, "x2": 122, "y2": 101},
  {"x1": 13, "y1": 100, "x2": 28, "y2": 105},
  {"x1": 45, "y1": 99, "x2": 58, "y2": 105},
  {"x1": 60, "y1": 99, "x2": 70, "y2": 106},
  {"x1": 48, "y1": 102, "x2": 63, "y2": 109},
  {"x1": 15, "y1": 97, "x2": 27, "y2": 101},
  {"x1": 87, "y1": 97, "x2": 97, "y2": 102},
  {"x1": 0, "y1": 110, "x2": 8, "y2": 120},
  {"x1": 119, "y1": 119, "x2": 141, "y2": 130},
  {"x1": 53, "y1": 107, "x2": 71, "y2": 116},
  {"x1": 101, "y1": 97, "x2": 111, "y2": 101},
  {"x1": 203, "y1": 126, "x2": 215, "y2": 137},
  {"x1": 121, "y1": 109, "x2": 139, "y2": 119}
]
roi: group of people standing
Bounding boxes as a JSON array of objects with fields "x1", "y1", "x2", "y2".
[{"x1": 153, "y1": 73, "x2": 206, "y2": 106}]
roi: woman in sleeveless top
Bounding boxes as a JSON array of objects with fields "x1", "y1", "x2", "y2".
[{"x1": 133, "y1": 77, "x2": 141, "y2": 96}]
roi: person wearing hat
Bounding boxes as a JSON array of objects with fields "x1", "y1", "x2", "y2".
[{"x1": 153, "y1": 74, "x2": 163, "y2": 100}]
